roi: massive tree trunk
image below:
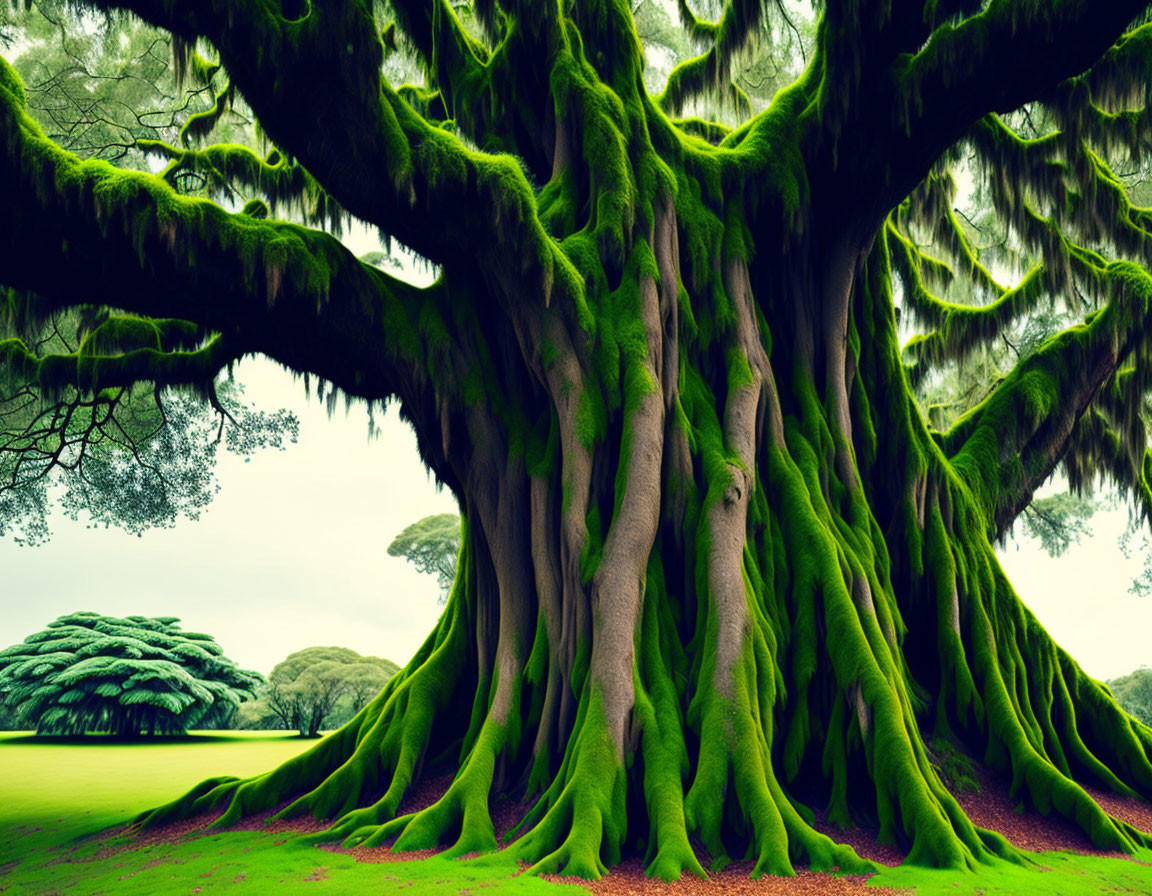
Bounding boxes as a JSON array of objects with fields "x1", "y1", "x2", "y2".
[
  {"x1": 4, "y1": 0, "x2": 1152, "y2": 883},
  {"x1": 130, "y1": 205, "x2": 1152, "y2": 879},
  {"x1": 130, "y1": 151, "x2": 1152, "y2": 880}
]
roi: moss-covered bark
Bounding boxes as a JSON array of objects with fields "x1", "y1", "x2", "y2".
[{"x1": 5, "y1": 0, "x2": 1152, "y2": 883}]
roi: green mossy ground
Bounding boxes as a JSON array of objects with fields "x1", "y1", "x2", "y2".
[{"x1": 0, "y1": 731, "x2": 314, "y2": 853}]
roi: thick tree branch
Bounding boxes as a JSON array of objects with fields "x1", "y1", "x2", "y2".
[
  {"x1": 0, "y1": 60, "x2": 450, "y2": 414},
  {"x1": 68, "y1": 0, "x2": 567, "y2": 299},
  {"x1": 819, "y1": 0, "x2": 1149, "y2": 233},
  {"x1": 0, "y1": 333, "x2": 234, "y2": 396},
  {"x1": 942, "y1": 262, "x2": 1152, "y2": 539},
  {"x1": 659, "y1": 0, "x2": 760, "y2": 116}
]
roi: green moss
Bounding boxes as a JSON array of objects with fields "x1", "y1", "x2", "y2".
[
  {"x1": 0, "y1": 55, "x2": 26, "y2": 108},
  {"x1": 79, "y1": 316, "x2": 163, "y2": 356},
  {"x1": 512, "y1": 691, "x2": 628, "y2": 879}
]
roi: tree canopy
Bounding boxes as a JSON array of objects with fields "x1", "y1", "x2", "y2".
[
  {"x1": 6, "y1": 0, "x2": 1152, "y2": 884},
  {"x1": 0, "y1": 4, "x2": 300, "y2": 542},
  {"x1": 1109, "y1": 668, "x2": 1152, "y2": 728},
  {"x1": 388, "y1": 513, "x2": 461, "y2": 603},
  {"x1": 262, "y1": 646, "x2": 399, "y2": 737},
  {"x1": 0, "y1": 611, "x2": 262, "y2": 736}
]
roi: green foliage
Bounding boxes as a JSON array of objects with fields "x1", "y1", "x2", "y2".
[
  {"x1": 0, "y1": 612, "x2": 262, "y2": 736},
  {"x1": 387, "y1": 513, "x2": 462, "y2": 603},
  {"x1": 0, "y1": 370, "x2": 299, "y2": 545},
  {"x1": 1017, "y1": 492, "x2": 1098, "y2": 557},
  {"x1": 1108, "y1": 668, "x2": 1152, "y2": 727},
  {"x1": 260, "y1": 646, "x2": 398, "y2": 738},
  {"x1": 0, "y1": 698, "x2": 20, "y2": 730},
  {"x1": 5, "y1": 2, "x2": 254, "y2": 172}
]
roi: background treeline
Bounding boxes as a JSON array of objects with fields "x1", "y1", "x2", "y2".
[
  {"x1": 1109, "y1": 669, "x2": 1152, "y2": 728},
  {"x1": 0, "y1": 612, "x2": 398, "y2": 736},
  {"x1": 233, "y1": 646, "x2": 399, "y2": 737}
]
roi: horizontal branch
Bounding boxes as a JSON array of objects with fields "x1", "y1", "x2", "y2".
[
  {"x1": 72, "y1": 0, "x2": 568, "y2": 299},
  {"x1": 965, "y1": 116, "x2": 1152, "y2": 281},
  {"x1": 941, "y1": 261, "x2": 1152, "y2": 538},
  {"x1": 0, "y1": 58, "x2": 452, "y2": 409},
  {"x1": 889, "y1": 222, "x2": 1056, "y2": 373},
  {"x1": 0, "y1": 333, "x2": 233, "y2": 397},
  {"x1": 138, "y1": 139, "x2": 342, "y2": 231}
]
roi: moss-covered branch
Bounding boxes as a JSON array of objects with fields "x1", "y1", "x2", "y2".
[
  {"x1": 61, "y1": 0, "x2": 568, "y2": 303},
  {"x1": 942, "y1": 262, "x2": 1152, "y2": 537},
  {"x1": 0, "y1": 331, "x2": 233, "y2": 398},
  {"x1": 138, "y1": 139, "x2": 343, "y2": 231},
  {"x1": 388, "y1": 0, "x2": 559, "y2": 171},
  {"x1": 0, "y1": 56, "x2": 456, "y2": 413},
  {"x1": 658, "y1": 0, "x2": 761, "y2": 116},
  {"x1": 812, "y1": 0, "x2": 1151, "y2": 236}
]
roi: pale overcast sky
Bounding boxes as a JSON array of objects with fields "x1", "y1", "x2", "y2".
[
  {"x1": 0, "y1": 228, "x2": 1149, "y2": 681},
  {"x1": 998, "y1": 499, "x2": 1152, "y2": 681},
  {"x1": 0, "y1": 357, "x2": 457, "y2": 675}
]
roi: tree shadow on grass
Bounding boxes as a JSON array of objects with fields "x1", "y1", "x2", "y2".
[{"x1": 0, "y1": 731, "x2": 301, "y2": 746}]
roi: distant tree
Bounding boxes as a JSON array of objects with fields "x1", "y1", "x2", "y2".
[
  {"x1": 342, "y1": 662, "x2": 394, "y2": 712},
  {"x1": 263, "y1": 647, "x2": 398, "y2": 737},
  {"x1": 1109, "y1": 669, "x2": 1152, "y2": 728},
  {"x1": 231, "y1": 685, "x2": 277, "y2": 731},
  {"x1": 387, "y1": 514, "x2": 461, "y2": 604},
  {"x1": 0, "y1": 612, "x2": 262, "y2": 736},
  {"x1": 0, "y1": 700, "x2": 20, "y2": 731}
]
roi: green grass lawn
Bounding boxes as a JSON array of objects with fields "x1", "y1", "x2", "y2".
[
  {"x1": 0, "y1": 730, "x2": 312, "y2": 850},
  {"x1": 2, "y1": 730, "x2": 1152, "y2": 895},
  {"x1": 0, "y1": 731, "x2": 578, "y2": 895}
]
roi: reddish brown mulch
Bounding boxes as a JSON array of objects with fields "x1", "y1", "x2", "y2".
[
  {"x1": 810, "y1": 809, "x2": 905, "y2": 867},
  {"x1": 953, "y1": 761, "x2": 1152, "y2": 856},
  {"x1": 1084, "y1": 783, "x2": 1152, "y2": 836},
  {"x1": 394, "y1": 774, "x2": 454, "y2": 817},
  {"x1": 316, "y1": 774, "x2": 445, "y2": 864},
  {"x1": 553, "y1": 858, "x2": 910, "y2": 895},
  {"x1": 320, "y1": 776, "x2": 539, "y2": 865}
]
